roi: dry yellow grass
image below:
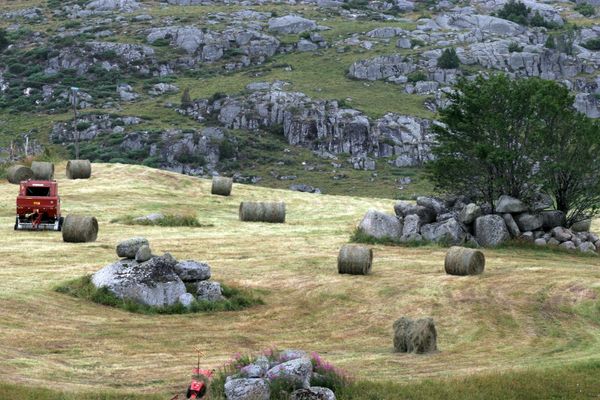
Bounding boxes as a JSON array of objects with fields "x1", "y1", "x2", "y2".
[{"x1": 0, "y1": 163, "x2": 599, "y2": 396}]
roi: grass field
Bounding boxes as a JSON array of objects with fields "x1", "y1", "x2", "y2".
[{"x1": 0, "y1": 163, "x2": 599, "y2": 398}]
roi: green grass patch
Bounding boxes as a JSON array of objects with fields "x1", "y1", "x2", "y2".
[
  {"x1": 110, "y1": 213, "x2": 213, "y2": 228},
  {"x1": 55, "y1": 275, "x2": 264, "y2": 314}
]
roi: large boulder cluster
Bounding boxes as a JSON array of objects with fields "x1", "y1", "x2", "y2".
[
  {"x1": 358, "y1": 195, "x2": 599, "y2": 254},
  {"x1": 223, "y1": 349, "x2": 337, "y2": 400},
  {"x1": 91, "y1": 237, "x2": 223, "y2": 307}
]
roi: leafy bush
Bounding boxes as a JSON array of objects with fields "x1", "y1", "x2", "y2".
[
  {"x1": 407, "y1": 70, "x2": 428, "y2": 83},
  {"x1": 582, "y1": 38, "x2": 600, "y2": 51},
  {"x1": 0, "y1": 28, "x2": 9, "y2": 52},
  {"x1": 55, "y1": 275, "x2": 264, "y2": 314},
  {"x1": 437, "y1": 48, "x2": 460, "y2": 69},
  {"x1": 575, "y1": 3, "x2": 595, "y2": 17},
  {"x1": 545, "y1": 35, "x2": 556, "y2": 49},
  {"x1": 508, "y1": 42, "x2": 523, "y2": 52},
  {"x1": 495, "y1": 0, "x2": 530, "y2": 25}
]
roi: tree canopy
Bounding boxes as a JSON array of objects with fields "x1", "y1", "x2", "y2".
[{"x1": 428, "y1": 74, "x2": 600, "y2": 224}]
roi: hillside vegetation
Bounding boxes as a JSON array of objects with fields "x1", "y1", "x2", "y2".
[{"x1": 0, "y1": 163, "x2": 599, "y2": 397}]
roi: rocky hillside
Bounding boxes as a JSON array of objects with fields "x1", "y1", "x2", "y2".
[{"x1": 2, "y1": 0, "x2": 600, "y2": 197}]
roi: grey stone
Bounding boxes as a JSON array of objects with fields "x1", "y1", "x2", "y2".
[
  {"x1": 420, "y1": 218, "x2": 466, "y2": 245},
  {"x1": 534, "y1": 238, "x2": 547, "y2": 246},
  {"x1": 547, "y1": 238, "x2": 560, "y2": 246},
  {"x1": 196, "y1": 281, "x2": 223, "y2": 302},
  {"x1": 560, "y1": 241, "x2": 576, "y2": 250},
  {"x1": 520, "y1": 231, "x2": 534, "y2": 242},
  {"x1": 291, "y1": 387, "x2": 336, "y2": 400},
  {"x1": 173, "y1": 260, "x2": 211, "y2": 282},
  {"x1": 279, "y1": 349, "x2": 308, "y2": 362},
  {"x1": 496, "y1": 195, "x2": 528, "y2": 213},
  {"x1": 397, "y1": 38, "x2": 412, "y2": 49},
  {"x1": 86, "y1": 0, "x2": 141, "y2": 12},
  {"x1": 400, "y1": 233, "x2": 423, "y2": 243},
  {"x1": 116, "y1": 237, "x2": 149, "y2": 259},
  {"x1": 266, "y1": 358, "x2": 313, "y2": 389},
  {"x1": 502, "y1": 213, "x2": 521, "y2": 238},
  {"x1": 459, "y1": 203, "x2": 481, "y2": 225},
  {"x1": 541, "y1": 210, "x2": 566, "y2": 230},
  {"x1": 416, "y1": 196, "x2": 446, "y2": 215},
  {"x1": 297, "y1": 39, "x2": 318, "y2": 52},
  {"x1": 358, "y1": 209, "x2": 402, "y2": 240},
  {"x1": 135, "y1": 245, "x2": 152, "y2": 263},
  {"x1": 178, "y1": 292, "x2": 194, "y2": 308},
  {"x1": 402, "y1": 214, "x2": 421, "y2": 236},
  {"x1": 552, "y1": 226, "x2": 572, "y2": 242},
  {"x1": 133, "y1": 213, "x2": 164, "y2": 223},
  {"x1": 571, "y1": 219, "x2": 592, "y2": 232},
  {"x1": 91, "y1": 254, "x2": 185, "y2": 307},
  {"x1": 394, "y1": 202, "x2": 436, "y2": 223},
  {"x1": 474, "y1": 215, "x2": 510, "y2": 247},
  {"x1": 240, "y1": 362, "x2": 268, "y2": 378},
  {"x1": 268, "y1": 16, "x2": 317, "y2": 34},
  {"x1": 531, "y1": 193, "x2": 554, "y2": 212},
  {"x1": 579, "y1": 242, "x2": 597, "y2": 254},
  {"x1": 514, "y1": 213, "x2": 543, "y2": 232},
  {"x1": 224, "y1": 378, "x2": 270, "y2": 400}
]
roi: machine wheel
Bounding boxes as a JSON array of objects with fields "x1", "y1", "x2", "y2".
[
  {"x1": 14, "y1": 216, "x2": 18, "y2": 231},
  {"x1": 57, "y1": 216, "x2": 64, "y2": 232}
]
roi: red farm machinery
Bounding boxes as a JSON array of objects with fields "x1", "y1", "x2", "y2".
[{"x1": 15, "y1": 179, "x2": 63, "y2": 231}]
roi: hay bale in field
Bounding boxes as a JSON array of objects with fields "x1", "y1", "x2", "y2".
[
  {"x1": 66, "y1": 160, "x2": 92, "y2": 179},
  {"x1": 393, "y1": 316, "x2": 437, "y2": 354},
  {"x1": 444, "y1": 246, "x2": 485, "y2": 276},
  {"x1": 31, "y1": 161, "x2": 54, "y2": 180},
  {"x1": 7, "y1": 165, "x2": 33, "y2": 184},
  {"x1": 338, "y1": 244, "x2": 373, "y2": 275},
  {"x1": 239, "y1": 201, "x2": 286, "y2": 223},
  {"x1": 211, "y1": 176, "x2": 233, "y2": 196},
  {"x1": 62, "y1": 215, "x2": 98, "y2": 243}
]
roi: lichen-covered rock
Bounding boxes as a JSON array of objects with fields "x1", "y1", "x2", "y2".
[
  {"x1": 116, "y1": 237, "x2": 150, "y2": 259},
  {"x1": 394, "y1": 202, "x2": 436, "y2": 223},
  {"x1": 268, "y1": 15, "x2": 317, "y2": 34},
  {"x1": 402, "y1": 214, "x2": 421, "y2": 236},
  {"x1": 495, "y1": 195, "x2": 527, "y2": 213},
  {"x1": 560, "y1": 241, "x2": 576, "y2": 250},
  {"x1": 135, "y1": 245, "x2": 152, "y2": 263},
  {"x1": 571, "y1": 219, "x2": 592, "y2": 232},
  {"x1": 551, "y1": 226, "x2": 572, "y2": 242},
  {"x1": 420, "y1": 218, "x2": 466, "y2": 245},
  {"x1": 266, "y1": 357, "x2": 313, "y2": 389},
  {"x1": 174, "y1": 260, "x2": 211, "y2": 282},
  {"x1": 579, "y1": 242, "x2": 597, "y2": 254},
  {"x1": 514, "y1": 213, "x2": 543, "y2": 232},
  {"x1": 196, "y1": 281, "x2": 223, "y2": 301},
  {"x1": 224, "y1": 378, "x2": 270, "y2": 400},
  {"x1": 502, "y1": 213, "x2": 521, "y2": 238},
  {"x1": 459, "y1": 203, "x2": 481, "y2": 225},
  {"x1": 474, "y1": 215, "x2": 510, "y2": 247},
  {"x1": 291, "y1": 387, "x2": 336, "y2": 400},
  {"x1": 279, "y1": 349, "x2": 308, "y2": 362},
  {"x1": 357, "y1": 209, "x2": 402, "y2": 240},
  {"x1": 541, "y1": 210, "x2": 566, "y2": 230},
  {"x1": 416, "y1": 196, "x2": 446, "y2": 215},
  {"x1": 91, "y1": 254, "x2": 186, "y2": 307},
  {"x1": 178, "y1": 292, "x2": 194, "y2": 308}
]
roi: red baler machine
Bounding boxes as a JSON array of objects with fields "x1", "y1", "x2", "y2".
[{"x1": 15, "y1": 180, "x2": 63, "y2": 231}]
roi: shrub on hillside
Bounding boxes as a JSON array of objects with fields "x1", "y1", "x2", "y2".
[
  {"x1": 437, "y1": 48, "x2": 460, "y2": 69},
  {"x1": 575, "y1": 3, "x2": 596, "y2": 17},
  {"x1": 582, "y1": 38, "x2": 600, "y2": 51},
  {"x1": 495, "y1": 0, "x2": 530, "y2": 25}
]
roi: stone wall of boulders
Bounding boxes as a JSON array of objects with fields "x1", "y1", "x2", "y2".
[
  {"x1": 221, "y1": 349, "x2": 338, "y2": 400},
  {"x1": 357, "y1": 195, "x2": 599, "y2": 254},
  {"x1": 91, "y1": 237, "x2": 223, "y2": 307}
]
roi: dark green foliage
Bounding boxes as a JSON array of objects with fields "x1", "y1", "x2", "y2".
[
  {"x1": 545, "y1": 35, "x2": 556, "y2": 49},
  {"x1": 575, "y1": 3, "x2": 595, "y2": 17},
  {"x1": 218, "y1": 139, "x2": 236, "y2": 159},
  {"x1": 341, "y1": 0, "x2": 370, "y2": 10},
  {"x1": 582, "y1": 38, "x2": 600, "y2": 51},
  {"x1": 175, "y1": 149, "x2": 206, "y2": 165},
  {"x1": 428, "y1": 74, "x2": 600, "y2": 223},
  {"x1": 55, "y1": 275, "x2": 264, "y2": 314},
  {"x1": 437, "y1": 48, "x2": 460, "y2": 69},
  {"x1": 508, "y1": 42, "x2": 523, "y2": 52},
  {"x1": 0, "y1": 29, "x2": 9, "y2": 52},
  {"x1": 495, "y1": 0, "x2": 530, "y2": 25},
  {"x1": 407, "y1": 70, "x2": 428, "y2": 83}
]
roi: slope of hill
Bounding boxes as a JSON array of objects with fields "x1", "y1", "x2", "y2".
[{"x1": 0, "y1": 163, "x2": 599, "y2": 397}]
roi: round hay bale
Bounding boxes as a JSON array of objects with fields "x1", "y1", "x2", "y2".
[
  {"x1": 393, "y1": 316, "x2": 437, "y2": 354},
  {"x1": 66, "y1": 160, "x2": 92, "y2": 179},
  {"x1": 338, "y1": 244, "x2": 373, "y2": 275},
  {"x1": 7, "y1": 165, "x2": 33, "y2": 184},
  {"x1": 31, "y1": 161, "x2": 54, "y2": 180},
  {"x1": 62, "y1": 215, "x2": 98, "y2": 243},
  {"x1": 444, "y1": 246, "x2": 485, "y2": 276},
  {"x1": 239, "y1": 201, "x2": 286, "y2": 223},
  {"x1": 211, "y1": 176, "x2": 233, "y2": 196}
]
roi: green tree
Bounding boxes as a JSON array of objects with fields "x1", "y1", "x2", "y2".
[
  {"x1": 428, "y1": 74, "x2": 600, "y2": 223},
  {"x1": 437, "y1": 48, "x2": 460, "y2": 69},
  {"x1": 496, "y1": 0, "x2": 530, "y2": 25}
]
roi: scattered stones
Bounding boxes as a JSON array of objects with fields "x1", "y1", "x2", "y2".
[
  {"x1": 174, "y1": 260, "x2": 211, "y2": 282},
  {"x1": 514, "y1": 213, "x2": 543, "y2": 232},
  {"x1": 357, "y1": 209, "x2": 402, "y2": 240},
  {"x1": 224, "y1": 378, "x2": 270, "y2": 400},
  {"x1": 459, "y1": 203, "x2": 481, "y2": 225},
  {"x1": 571, "y1": 219, "x2": 592, "y2": 232},
  {"x1": 268, "y1": 15, "x2": 317, "y2": 34},
  {"x1": 495, "y1": 195, "x2": 528, "y2": 213},
  {"x1": 116, "y1": 237, "x2": 149, "y2": 259},
  {"x1": 266, "y1": 357, "x2": 313, "y2": 389},
  {"x1": 196, "y1": 281, "x2": 223, "y2": 301},
  {"x1": 291, "y1": 387, "x2": 336, "y2": 400},
  {"x1": 135, "y1": 245, "x2": 152, "y2": 262},
  {"x1": 474, "y1": 215, "x2": 510, "y2": 247}
]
